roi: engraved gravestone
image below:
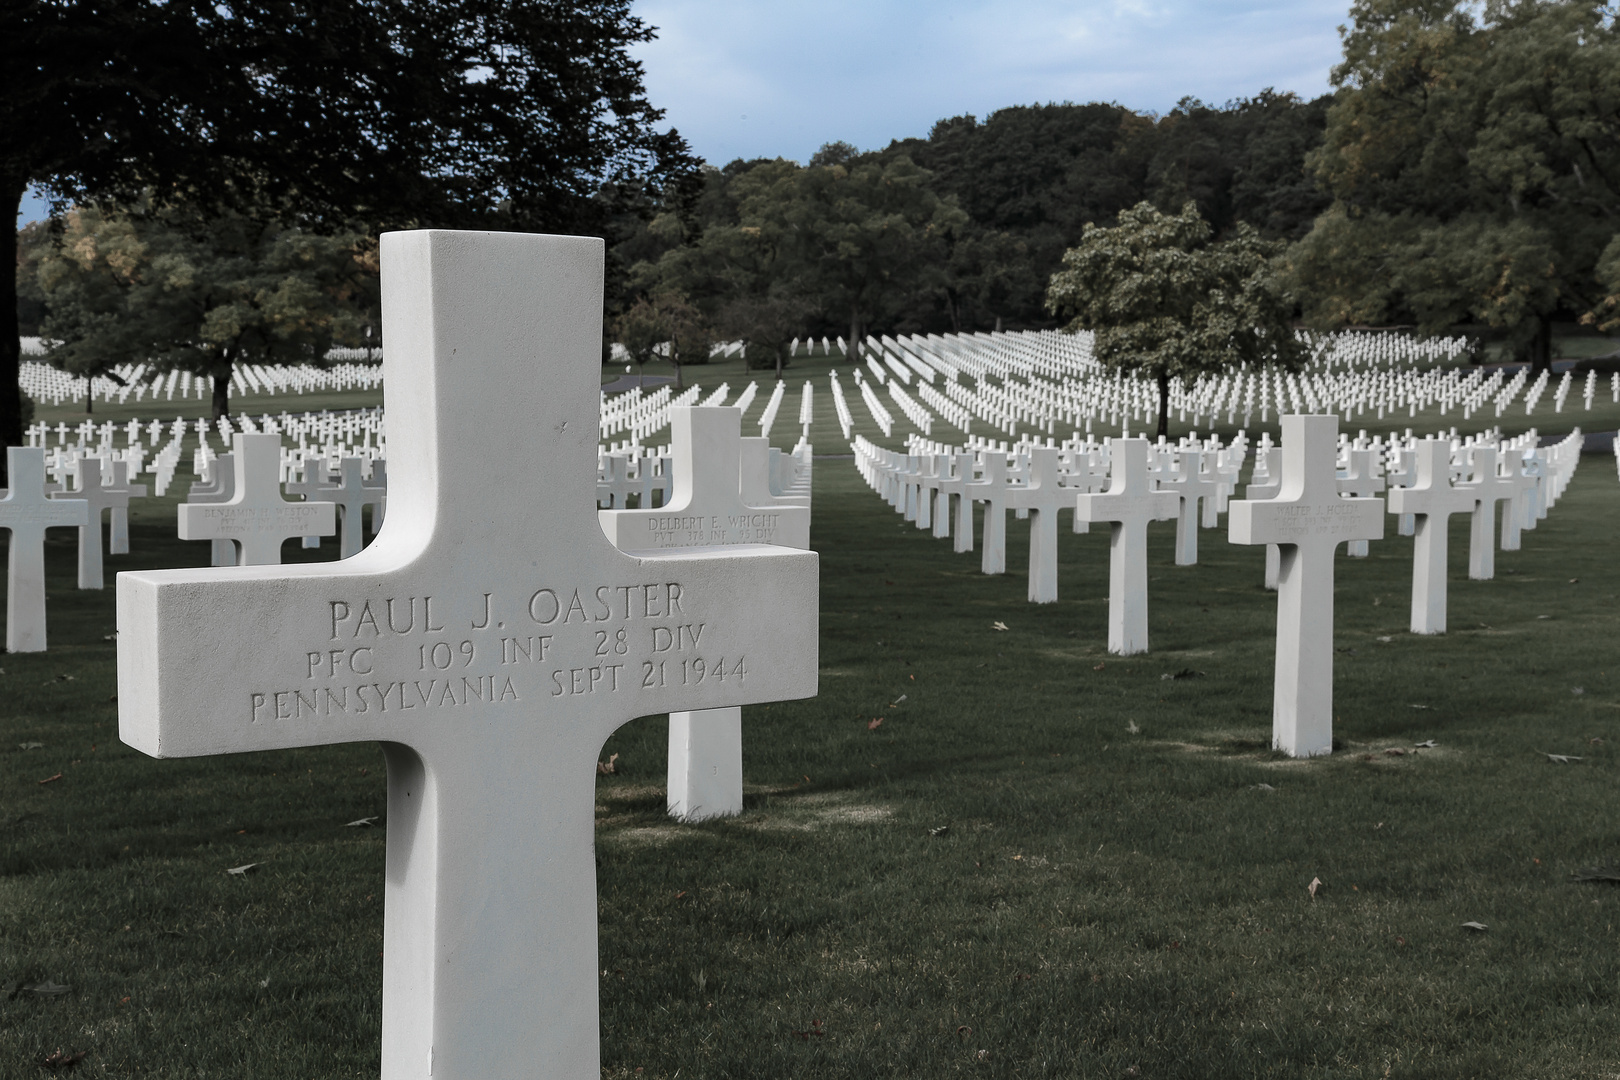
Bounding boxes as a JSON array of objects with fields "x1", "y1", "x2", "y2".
[
  {"x1": 1228, "y1": 416, "x2": 1383, "y2": 757},
  {"x1": 2, "y1": 447, "x2": 89, "y2": 652},
  {"x1": 178, "y1": 433, "x2": 335, "y2": 565},
  {"x1": 600, "y1": 406, "x2": 811, "y2": 821},
  {"x1": 117, "y1": 231, "x2": 820, "y2": 1078}
]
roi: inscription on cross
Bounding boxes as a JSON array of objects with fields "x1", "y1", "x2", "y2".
[
  {"x1": 116, "y1": 231, "x2": 820, "y2": 1078},
  {"x1": 1228, "y1": 416, "x2": 1383, "y2": 757}
]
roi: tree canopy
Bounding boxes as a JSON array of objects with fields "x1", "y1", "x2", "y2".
[
  {"x1": 1288, "y1": 0, "x2": 1620, "y2": 366},
  {"x1": 3, "y1": 0, "x2": 696, "y2": 461},
  {"x1": 1046, "y1": 201, "x2": 1305, "y2": 437}
]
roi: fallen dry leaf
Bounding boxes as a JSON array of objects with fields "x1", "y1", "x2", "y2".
[
  {"x1": 1255, "y1": 783, "x2": 1276, "y2": 791},
  {"x1": 1543, "y1": 752, "x2": 1584, "y2": 764},
  {"x1": 928, "y1": 825, "x2": 950, "y2": 837},
  {"x1": 40, "y1": 1048, "x2": 87, "y2": 1070},
  {"x1": 889, "y1": 693, "x2": 907, "y2": 708},
  {"x1": 38, "y1": 773, "x2": 62, "y2": 785},
  {"x1": 343, "y1": 817, "x2": 378, "y2": 828},
  {"x1": 596, "y1": 753, "x2": 619, "y2": 775},
  {"x1": 867, "y1": 717, "x2": 883, "y2": 731},
  {"x1": 1461, "y1": 921, "x2": 1488, "y2": 932},
  {"x1": 1126, "y1": 720, "x2": 1140, "y2": 734},
  {"x1": 24, "y1": 981, "x2": 72, "y2": 996},
  {"x1": 19, "y1": 742, "x2": 43, "y2": 750},
  {"x1": 1408, "y1": 704, "x2": 1430, "y2": 710},
  {"x1": 1415, "y1": 740, "x2": 1438, "y2": 748},
  {"x1": 1308, "y1": 876, "x2": 1323, "y2": 900},
  {"x1": 1092, "y1": 662, "x2": 1106, "y2": 671},
  {"x1": 1384, "y1": 748, "x2": 1406, "y2": 756},
  {"x1": 992, "y1": 621, "x2": 1008, "y2": 631},
  {"x1": 225, "y1": 863, "x2": 259, "y2": 876}
]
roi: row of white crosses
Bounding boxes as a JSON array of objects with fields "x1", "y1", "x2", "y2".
[
  {"x1": 117, "y1": 231, "x2": 820, "y2": 1078},
  {"x1": 0, "y1": 447, "x2": 152, "y2": 651},
  {"x1": 18, "y1": 355, "x2": 383, "y2": 408}
]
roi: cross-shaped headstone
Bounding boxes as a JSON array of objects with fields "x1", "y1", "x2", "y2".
[
  {"x1": 1454, "y1": 445, "x2": 1516, "y2": 580},
  {"x1": 1005, "y1": 446, "x2": 1068, "y2": 603},
  {"x1": 1246, "y1": 445, "x2": 1282, "y2": 590},
  {"x1": 1495, "y1": 450, "x2": 1538, "y2": 552},
  {"x1": 1336, "y1": 445, "x2": 1385, "y2": 558},
  {"x1": 311, "y1": 457, "x2": 388, "y2": 559},
  {"x1": 933, "y1": 451, "x2": 976, "y2": 554},
  {"x1": 105, "y1": 460, "x2": 148, "y2": 556},
  {"x1": 1385, "y1": 438, "x2": 1474, "y2": 635},
  {"x1": 178, "y1": 433, "x2": 335, "y2": 565},
  {"x1": 48, "y1": 455, "x2": 129, "y2": 589},
  {"x1": 284, "y1": 453, "x2": 332, "y2": 550},
  {"x1": 118, "y1": 231, "x2": 820, "y2": 1077},
  {"x1": 2, "y1": 447, "x2": 88, "y2": 652},
  {"x1": 601, "y1": 406, "x2": 811, "y2": 822},
  {"x1": 1160, "y1": 447, "x2": 1220, "y2": 566},
  {"x1": 1228, "y1": 415, "x2": 1383, "y2": 757},
  {"x1": 186, "y1": 454, "x2": 240, "y2": 565},
  {"x1": 966, "y1": 450, "x2": 1012, "y2": 575},
  {"x1": 1073, "y1": 438, "x2": 1178, "y2": 655}
]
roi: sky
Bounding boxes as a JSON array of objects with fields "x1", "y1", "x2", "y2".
[{"x1": 17, "y1": 0, "x2": 1352, "y2": 225}]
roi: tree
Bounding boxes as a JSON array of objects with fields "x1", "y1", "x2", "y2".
[
  {"x1": 33, "y1": 200, "x2": 376, "y2": 418},
  {"x1": 719, "y1": 294, "x2": 812, "y2": 380},
  {"x1": 1046, "y1": 201, "x2": 1305, "y2": 438},
  {"x1": 1290, "y1": 0, "x2": 1620, "y2": 368},
  {"x1": 3, "y1": 0, "x2": 696, "y2": 473}
]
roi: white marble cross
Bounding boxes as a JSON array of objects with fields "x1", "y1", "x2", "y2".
[
  {"x1": 1161, "y1": 447, "x2": 1220, "y2": 566},
  {"x1": 933, "y1": 452, "x2": 976, "y2": 554},
  {"x1": 2, "y1": 447, "x2": 89, "y2": 652},
  {"x1": 1006, "y1": 447, "x2": 1068, "y2": 603},
  {"x1": 1073, "y1": 438, "x2": 1178, "y2": 655},
  {"x1": 105, "y1": 460, "x2": 148, "y2": 556},
  {"x1": 1228, "y1": 416, "x2": 1383, "y2": 757},
  {"x1": 118, "y1": 231, "x2": 820, "y2": 1079},
  {"x1": 1245, "y1": 445, "x2": 1282, "y2": 590},
  {"x1": 178, "y1": 433, "x2": 335, "y2": 565},
  {"x1": 186, "y1": 455, "x2": 240, "y2": 565},
  {"x1": 312, "y1": 457, "x2": 387, "y2": 560},
  {"x1": 1385, "y1": 438, "x2": 1474, "y2": 635},
  {"x1": 966, "y1": 450, "x2": 1012, "y2": 575},
  {"x1": 1495, "y1": 451, "x2": 1538, "y2": 552},
  {"x1": 49, "y1": 456, "x2": 125, "y2": 589},
  {"x1": 1336, "y1": 446, "x2": 1385, "y2": 558},
  {"x1": 600, "y1": 406, "x2": 812, "y2": 823},
  {"x1": 1455, "y1": 446, "x2": 1517, "y2": 580}
]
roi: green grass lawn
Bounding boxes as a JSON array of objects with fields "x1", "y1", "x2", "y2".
[{"x1": 4, "y1": 394, "x2": 1620, "y2": 1076}]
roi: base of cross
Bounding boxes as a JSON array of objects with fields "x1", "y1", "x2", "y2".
[{"x1": 1229, "y1": 415, "x2": 1384, "y2": 758}]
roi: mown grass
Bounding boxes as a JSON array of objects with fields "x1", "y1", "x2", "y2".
[{"x1": 3, "y1": 407, "x2": 1620, "y2": 1076}]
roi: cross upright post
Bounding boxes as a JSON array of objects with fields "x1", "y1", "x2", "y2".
[
  {"x1": 966, "y1": 449, "x2": 1011, "y2": 575},
  {"x1": 117, "y1": 231, "x2": 820, "y2": 1079},
  {"x1": 1005, "y1": 446, "x2": 1068, "y2": 603},
  {"x1": 2, "y1": 447, "x2": 89, "y2": 652},
  {"x1": 1228, "y1": 415, "x2": 1383, "y2": 757},
  {"x1": 106, "y1": 460, "x2": 149, "y2": 556},
  {"x1": 1455, "y1": 446, "x2": 1516, "y2": 580},
  {"x1": 178, "y1": 433, "x2": 335, "y2": 565}
]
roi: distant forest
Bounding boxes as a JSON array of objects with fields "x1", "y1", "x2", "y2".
[{"x1": 606, "y1": 92, "x2": 1333, "y2": 340}]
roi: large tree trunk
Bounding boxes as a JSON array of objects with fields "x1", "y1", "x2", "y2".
[
  {"x1": 1, "y1": 178, "x2": 24, "y2": 485},
  {"x1": 1526, "y1": 315, "x2": 1553, "y2": 373},
  {"x1": 212, "y1": 369, "x2": 232, "y2": 420},
  {"x1": 848, "y1": 311, "x2": 861, "y2": 365},
  {"x1": 1157, "y1": 370, "x2": 1170, "y2": 440}
]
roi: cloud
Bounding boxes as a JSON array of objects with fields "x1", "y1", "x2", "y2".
[{"x1": 631, "y1": 0, "x2": 1348, "y2": 166}]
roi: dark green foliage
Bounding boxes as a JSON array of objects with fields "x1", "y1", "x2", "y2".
[{"x1": 1290, "y1": 0, "x2": 1620, "y2": 366}]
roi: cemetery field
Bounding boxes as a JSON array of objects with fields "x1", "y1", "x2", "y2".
[{"x1": 2, "y1": 443, "x2": 1619, "y2": 1078}]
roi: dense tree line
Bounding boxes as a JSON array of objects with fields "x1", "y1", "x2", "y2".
[{"x1": 610, "y1": 92, "x2": 1334, "y2": 353}]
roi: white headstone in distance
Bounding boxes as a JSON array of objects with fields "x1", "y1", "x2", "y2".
[
  {"x1": 117, "y1": 231, "x2": 820, "y2": 1078},
  {"x1": 600, "y1": 406, "x2": 812, "y2": 822},
  {"x1": 1337, "y1": 447, "x2": 1385, "y2": 557},
  {"x1": 49, "y1": 455, "x2": 121, "y2": 589},
  {"x1": 187, "y1": 454, "x2": 240, "y2": 566},
  {"x1": 317, "y1": 457, "x2": 387, "y2": 559},
  {"x1": 1246, "y1": 445, "x2": 1282, "y2": 590},
  {"x1": 1228, "y1": 416, "x2": 1384, "y2": 757},
  {"x1": 1455, "y1": 446, "x2": 1516, "y2": 580},
  {"x1": 1162, "y1": 447, "x2": 1219, "y2": 566},
  {"x1": 1385, "y1": 438, "x2": 1474, "y2": 635},
  {"x1": 105, "y1": 460, "x2": 148, "y2": 556},
  {"x1": 966, "y1": 450, "x2": 1011, "y2": 575},
  {"x1": 1073, "y1": 438, "x2": 1179, "y2": 655},
  {"x1": 934, "y1": 451, "x2": 976, "y2": 554},
  {"x1": 177, "y1": 433, "x2": 335, "y2": 565},
  {"x1": 1006, "y1": 447, "x2": 1068, "y2": 603},
  {"x1": 2, "y1": 447, "x2": 88, "y2": 652}
]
